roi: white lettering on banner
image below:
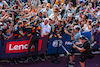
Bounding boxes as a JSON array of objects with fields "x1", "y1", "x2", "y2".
[
  {"x1": 9, "y1": 44, "x2": 13, "y2": 50},
  {"x1": 65, "y1": 41, "x2": 72, "y2": 45},
  {"x1": 52, "y1": 40, "x2": 63, "y2": 47},
  {"x1": 9, "y1": 44, "x2": 28, "y2": 51},
  {"x1": 14, "y1": 45, "x2": 19, "y2": 50}
]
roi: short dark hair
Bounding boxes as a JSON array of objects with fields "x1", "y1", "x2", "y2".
[{"x1": 49, "y1": 18, "x2": 52, "y2": 21}]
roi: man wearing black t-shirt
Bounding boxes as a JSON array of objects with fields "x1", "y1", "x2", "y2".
[{"x1": 73, "y1": 35, "x2": 93, "y2": 67}]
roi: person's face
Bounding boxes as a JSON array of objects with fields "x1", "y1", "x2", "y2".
[
  {"x1": 94, "y1": 25, "x2": 97, "y2": 28},
  {"x1": 43, "y1": 2, "x2": 47, "y2": 5},
  {"x1": 49, "y1": 20, "x2": 52, "y2": 24},
  {"x1": 44, "y1": 19, "x2": 48, "y2": 25},
  {"x1": 79, "y1": 13, "x2": 83, "y2": 17},
  {"x1": 38, "y1": 6, "x2": 42, "y2": 10},
  {"x1": 46, "y1": 6, "x2": 49, "y2": 10},
  {"x1": 81, "y1": 17, "x2": 85, "y2": 21},
  {"x1": 21, "y1": 23, "x2": 23, "y2": 27},
  {"x1": 38, "y1": 13, "x2": 42, "y2": 17},
  {"x1": 89, "y1": 3, "x2": 92, "y2": 8},
  {"x1": 24, "y1": 9, "x2": 29, "y2": 14},
  {"x1": 74, "y1": 29, "x2": 78, "y2": 33},
  {"x1": 57, "y1": 21, "x2": 61, "y2": 25},
  {"x1": 53, "y1": 6, "x2": 57, "y2": 9},
  {"x1": 69, "y1": 4, "x2": 72, "y2": 8},
  {"x1": 19, "y1": 23, "x2": 23, "y2": 28},
  {"x1": 93, "y1": 10, "x2": 96, "y2": 14},
  {"x1": 67, "y1": 16, "x2": 72, "y2": 20},
  {"x1": 79, "y1": 39, "x2": 83, "y2": 42},
  {"x1": 31, "y1": 5, "x2": 35, "y2": 10},
  {"x1": 43, "y1": 11, "x2": 47, "y2": 16},
  {"x1": 87, "y1": 21, "x2": 92, "y2": 25},
  {"x1": 81, "y1": 21, "x2": 85, "y2": 25},
  {"x1": 54, "y1": 11, "x2": 58, "y2": 16},
  {"x1": 1, "y1": 11, "x2": 5, "y2": 16},
  {"x1": 80, "y1": 3, "x2": 84, "y2": 6},
  {"x1": 97, "y1": 23, "x2": 100, "y2": 26},
  {"x1": 4, "y1": 4, "x2": 7, "y2": 9},
  {"x1": 24, "y1": 20, "x2": 28, "y2": 24}
]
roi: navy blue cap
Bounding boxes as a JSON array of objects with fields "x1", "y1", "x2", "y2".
[{"x1": 80, "y1": 1, "x2": 85, "y2": 4}]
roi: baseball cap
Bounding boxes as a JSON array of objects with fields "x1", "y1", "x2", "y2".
[
  {"x1": 80, "y1": 1, "x2": 85, "y2": 4},
  {"x1": 80, "y1": 35, "x2": 87, "y2": 40}
]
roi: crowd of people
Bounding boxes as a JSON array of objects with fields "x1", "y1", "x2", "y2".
[{"x1": 0, "y1": 0, "x2": 100, "y2": 67}]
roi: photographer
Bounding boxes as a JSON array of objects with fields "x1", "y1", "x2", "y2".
[{"x1": 73, "y1": 35, "x2": 93, "y2": 67}]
